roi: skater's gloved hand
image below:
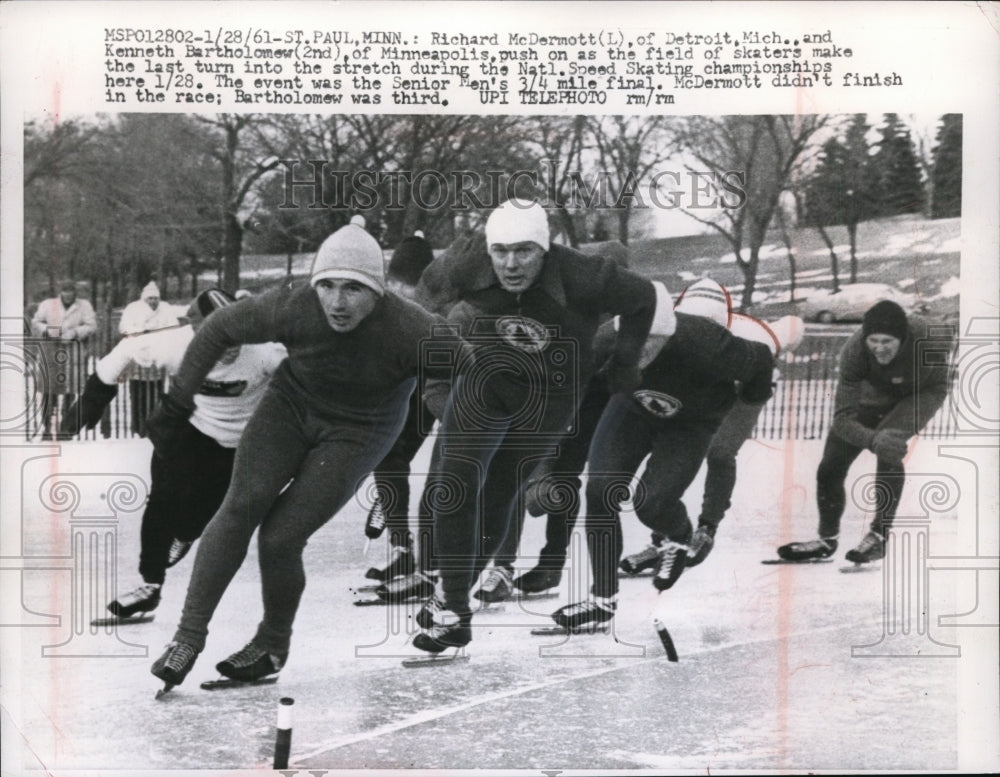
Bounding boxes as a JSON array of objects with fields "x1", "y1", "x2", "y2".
[
  {"x1": 422, "y1": 377, "x2": 452, "y2": 422},
  {"x1": 599, "y1": 354, "x2": 643, "y2": 395},
  {"x1": 146, "y1": 394, "x2": 192, "y2": 458},
  {"x1": 871, "y1": 428, "x2": 909, "y2": 464},
  {"x1": 524, "y1": 479, "x2": 547, "y2": 517},
  {"x1": 61, "y1": 373, "x2": 119, "y2": 436}
]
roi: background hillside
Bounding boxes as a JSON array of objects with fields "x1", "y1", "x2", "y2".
[{"x1": 221, "y1": 214, "x2": 960, "y2": 323}]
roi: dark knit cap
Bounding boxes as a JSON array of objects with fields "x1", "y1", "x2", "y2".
[
  {"x1": 186, "y1": 288, "x2": 236, "y2": 327},
  {"x1": 387, "y1": 231, "x2": 434, "y2": 286},
  {"x1": 862, "y1": 300, "x2": 909, "y2": 340}
]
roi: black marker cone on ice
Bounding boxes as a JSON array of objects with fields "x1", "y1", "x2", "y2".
[
  {"x1": 273, "y1": 697, "x2": 294, "y2": 769},
  {"x1": 653, "y1": 618, "x2": 678, "y2": 662}
]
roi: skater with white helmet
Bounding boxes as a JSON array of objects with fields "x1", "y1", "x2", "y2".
[
  {"x1": 409, "y1": 198, "x2": 657, "y2": 655},
  {"x1": 685, "y1": 311, "x2": 805, "y2": 566}
]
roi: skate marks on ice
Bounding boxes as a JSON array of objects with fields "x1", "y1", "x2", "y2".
[
  {"x1": 292, "y1": 621, "x2": 859, "y2": 769},
  {"x1": 839, "y1": 562, "x2": 882, "y2": 574},
  {"x1": 154, "y1": 673, "x2": 281, "y2": 700}
]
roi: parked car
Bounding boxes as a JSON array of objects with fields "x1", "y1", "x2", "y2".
[{"x1": 798, "y1": 283, "x2": 928, "y2": 323}]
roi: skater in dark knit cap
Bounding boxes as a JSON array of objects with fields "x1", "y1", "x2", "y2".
[
  {"x1": 150, "y1": 218, "x2": 464, "y2": 688},
  {"x1": 409, "y1": 198, "x2": 658, "y2": 654},
  {"x1": 62, "y1": 289, "x2": 285, "y2": 622},
  {"x1": 776, "y1": 300, "x2": 951, "y2": 564},
  {"x1": 362, "y1": 230, "x2": 439, "y2": 586}
]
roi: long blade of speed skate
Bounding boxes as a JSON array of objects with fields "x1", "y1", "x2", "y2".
[
  {"x1": 90, "y1": 614, "x2": 155, "y2": 626},
  {"x1": 154, "y1": 683, "x2": 175, "y2": 700},
  {"x1": 761, "y1": 558, "x2": 834, "y2": 565},
  {"x1": 402, "y1": 650, "x2": 470, "y2": 668},
  {"x1": 200, "y1": 675, "x2": 280, "y2": 690},
  {"x1": 530, "y1": 624, "x2": 610, "y2": 637},
  {"x1": 514, "y1": 591, "x2": 560, "y2": 601}
]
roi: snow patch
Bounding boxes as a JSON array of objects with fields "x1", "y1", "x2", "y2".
[{"x1": 936, "y1": 276, "x2": 961, "y2": 298}]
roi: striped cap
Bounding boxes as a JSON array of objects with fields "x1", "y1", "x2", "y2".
[
  {"x1": 186, "y1": 288, "x2": 236, "y2": 327},
  {"x1": 674, "y1": 279, "x2": 732, "y2": 327}
]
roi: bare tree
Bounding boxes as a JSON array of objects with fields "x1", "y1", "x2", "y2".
[
  {"x1": 517, "y1": 116, "x2": 590, "y2": 245},
  {"x1": 676, "y1": 115, "x2": 830, "y2": 310},
  {"x1": 192, "y1": 114, "x2": 292, "y2": 292},
  {"x1": 589, "y1": 116, "x2": 675, "y2": 245}
]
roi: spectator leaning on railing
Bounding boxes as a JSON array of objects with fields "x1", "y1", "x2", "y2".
[
  {"x1": 119, "y1": 282, "x2": 180, "y2": 436},
  {"x1": 30, "y1": 280, "x2": 96, "y2": 440}
]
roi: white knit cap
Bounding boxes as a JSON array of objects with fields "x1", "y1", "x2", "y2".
[
  {"x1": 611, "y1": 281, "x2": 676, "y2": 337},
  {"x1": 485, "y1": 199, "x2": 550, "y2": 251},
  {"x1": 142, "y1": 282, "x2": 160, "y2": 300},
  {"x1": 675, "y1": 279, "x2": 732, "y2": 327},
  {"x1": 310, "y1": 219, "x2": 385, "y2": 295}
]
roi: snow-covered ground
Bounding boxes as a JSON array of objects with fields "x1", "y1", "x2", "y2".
[{"x1": 2, "y1": 432, "x2": 997, "y2": 775}]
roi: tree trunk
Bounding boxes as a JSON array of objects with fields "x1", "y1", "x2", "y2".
[
  {"x1": 815, "y1": 225, "x2": 840, "y2": 292},
  {"x1": 221, "y1": 212, "x2": 242, "y2": 293},
  {"x1": 739, "y1": 246, "x2": 759, "y2": 311},
  {"x1": 847, "y1": 221, "x2": 858, "y2": 283},
  {"x1": 786, "y1": 250, "x2": 796, "y2": 303},
  {"x1": 554, "y1": 202, "x2": 578, "y2": 247},
  {"x1": 616, "y1": 207, "x2": 630, "y2": 246},
  {"x1": 775, "y1": 207, "x2": 796, "y2": 302}
]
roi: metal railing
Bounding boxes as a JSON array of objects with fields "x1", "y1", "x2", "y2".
[{"x1": 21, "y1": 325, "x2": 960, "y2": 442}]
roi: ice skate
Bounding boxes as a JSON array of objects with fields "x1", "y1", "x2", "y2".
[
  {"x1": 363, "y1": 570, "x2": 436, "y2": 605},
  {"x1": 686, "y1": 525, "x2": 716, "y2": 567},
  {"x1": 202, "y1": 640, "x2": 284, "y2": 690},
  {"x1": 535, "y1": 597, "x2": 615, "y2": 636},
  {"x1": 363, "y1": 495, "x2": 387, "y2": 540},
  {"x1": 415, "y1": 591, "x2": 445, "y2": 629},
  {"x1": 619, "y1": 543, "x2": 660, "y2": 575},
  {"x1": 102, "y1": 583, "x2": 160, "y2": 624},
  {"x1": 512, "y1": 566, "x2": 562, "y2": 595},
  {"x1": 770, "y1": 537, "x2": 838, "y2": 564},
  {"x1": 151, "y1": 640, "x2": 199, "y2": 698},
  {"x1": 473, "y1": 565, "x2": 513, "y2": 604},
  {"x1": 365, "y1": 544, "x2": 414, "y2": 582},
  {"x1": 408, "y1": 607, "x2": 472, "y2": 664},
  {"x1": 842, "y1": 531, "x2": 885, "y2": 571},
  {"x1": 166, "y1": 538, "x2": 193, "y2": 568},
  {"x1": 652, "y1": 540, "x2": 689, "y2": 592}
]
